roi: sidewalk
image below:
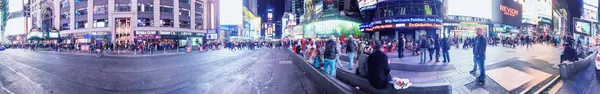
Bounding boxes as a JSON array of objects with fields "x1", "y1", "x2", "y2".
[
  {"x1": 27, "y1": 48, "x2": 226, "y2": 57},
  {"x1": 330, "y1": 44, "x2": 563, "y2": 94}
]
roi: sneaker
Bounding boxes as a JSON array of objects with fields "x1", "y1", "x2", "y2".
[
  {"x1": 476, "y1": 81, "x2": 485, "y2": 85},
  {"x1": 469, "y1": 71, "x2": 476, "y2": 74}
]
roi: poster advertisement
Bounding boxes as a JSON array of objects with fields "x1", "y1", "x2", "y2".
[{"x1": 576, "y1": 21, "x2": 591, "y2": 35}]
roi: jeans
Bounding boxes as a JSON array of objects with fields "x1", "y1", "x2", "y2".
[
  {"x1": 314, "y1": 57, "x2": 321, "y2": 68},
  {"x1": 471, "y1": 56, "x2": 486, "y2": 82},
  {"x1": 398, "y1": 48, "x2": 404, "y2": 57},
  {"x1": 442, "y1": 50, "x2": 450, "y2": 62},
  {"x1": 348, "y1": 52, "x2": 355, "y2": 69},
  {"x1": 420, "y1": 48, "x2": 427, "y2": 62},
  {"x1": 428, "y1": 49, "x2": 434, "y2": 61},
  {"x1": 323, "y1": 59, "x2": 336, "y2": 76}
]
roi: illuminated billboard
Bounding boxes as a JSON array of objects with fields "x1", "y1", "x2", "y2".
[
  {"x1": 358, "y1": 0, "x2": 377, "y2": 9},
  {"x1": 447, "y1": 0, "x2": 492, "y2": 19},
  {"x1": 492, "y1": 0, "x2": 523, "y2": 26},
  {"x1": 582, "y1": 4, "x2": 598, "y2": 22},
  {"x1": 575, "y1": 20, "x2": 591, "y2": 35}
]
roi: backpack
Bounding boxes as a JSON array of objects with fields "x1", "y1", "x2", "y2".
[
  {"x1": 428, "y1": 39, "x2": 435, "y2": 48},
  {"x1": 346, "y1": 40, "x2": 356, "y2": 52}
]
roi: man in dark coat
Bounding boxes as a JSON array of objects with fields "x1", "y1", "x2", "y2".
[
  {"x1": 398, "y1": 34, "x2": 405, "y2": 58},
  {"x1": 367, "y1": 40, "x2": 392, "y2": 89},
  {"x1": 441, "y1": 36, "x2": 451, "y2": 63}
]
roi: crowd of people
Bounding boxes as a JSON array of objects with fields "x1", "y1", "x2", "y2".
[{"x1": 293, "y1": 29, "x2": 491, "y2": 89}]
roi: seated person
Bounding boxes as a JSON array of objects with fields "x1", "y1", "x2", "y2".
[{"x1": 367, "y1": 41, "x2": 411, "y2": 89}]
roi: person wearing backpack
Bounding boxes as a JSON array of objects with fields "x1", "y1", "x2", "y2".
[
  {"x1": 427, "y1": 36, "x2": 435, "y2": 62},
  {"x1": 346, "y1": 35, "x2": 358, "y2": 70},
  {"x1": 323, "y1": 35, "x2": 338, "y2": 76},
  {"x1": 419, "y1": 35, "x2": 428, "y2": 63}
]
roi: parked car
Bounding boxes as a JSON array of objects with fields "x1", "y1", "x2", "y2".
[{"x1": 0, "y1": 46, "x2": 5, "y2": 51}]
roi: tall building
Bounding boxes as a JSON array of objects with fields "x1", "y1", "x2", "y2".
[
  {"x1": 26, "y1": 0, "x2": 220, "y2": 45},
  {"x1": 291, "y1": 0, "x2": 302, "y2": 23},
  {"x1": 243, "y1": 0, "x2": 257, "y2": 14}
]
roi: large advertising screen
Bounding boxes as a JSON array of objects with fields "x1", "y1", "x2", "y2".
[
  {"x1": 447, "y1": 0, "x2": 492, "y2": 19},
  {"x1": 358, "y1": 0, "x2": 377, "y2": 9},
  {"x1": 492, "y1": 0, "x2": 523, "y2": 26},
  {"x1": 576, "y1": 21, "x2": 591, "y2": 35},
  {"x1": 582, "y1": 4, "x2": 598, "y2": 22},
  {"x1": 584, "y1": 0, "x2": 598, "y2": 7}
]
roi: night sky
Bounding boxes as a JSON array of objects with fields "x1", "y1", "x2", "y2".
[{"x1": 257, "y1": 0, "x2": 284, "y2": 38}]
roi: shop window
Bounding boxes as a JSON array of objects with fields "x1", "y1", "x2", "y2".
[
  {"x1": 137, "y1": 18, "x2": 153, "y2": 27},
  {"x1": 75, "y1": 8, "x2": 87, "y2": 17},
  {"x1": 195, "y1": 23, "x2": 203, "y2": 30},
  {"x1": 75, "y1": 21, "x2": 87, "y2": 29},
  {"x1": 94, "y1": 5, "x2": 108, "y2": 14},
  {"x1": 137, "y1": 3, "x2": 154, "y2": 12},
  {"x1": 60, "y1": 12, "x2": 70, "y2": 19},
  {"x1": 115, "y1": 4, "x2": 131, "y2": 12},
  {"x1": 75, "y1": 0, "x2": 87, "y2": 4},
  {"x1": 180, "y1": 0, "x2": 190, "y2": 4},
  {"x1": 179, "y1": 8, "x2": 190, "y2": 16},
  {"x1": 180, "y1": 20, "x2": 190, "y2": 28},
  {"x1": 61, "y1": 23, "x2": 70, "y2": 30},
  {"x1": 161, "y1": 19, "x2": 173, "y2": 27},
  {"x1": 61, "y1": 0, "x2": 69, "y2": 8},
  {"x1": 93, "y1": 19, "x2": 108, "y2": 28},
  {"x1": 160, "y1": 5, "x2": 173, "y2": 13}
]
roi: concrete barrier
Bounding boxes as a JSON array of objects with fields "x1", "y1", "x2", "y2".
[
  {"x1": 336, "y1": 69, "x2": 452, "y2": 94},
  {"x1": 285, "y1": 49, "x2": 367, "y2": 94},
  {"x1": 560, "y1": 51, "x2": 597, "y2": 79}
]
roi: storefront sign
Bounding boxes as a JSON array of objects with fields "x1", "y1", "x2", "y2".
[
  {"x1": 159, "y1": 31, "x2": 176, "y2": 35},
  {"x1": 91, "y1": 32, "x2": 108, "y2": 35},
  {"x1": 180, "y1": 32, "x2": 193, "y2": 35},
  {"x1": 49, "y1": 32, "x2": 60, "y2": 38},
  {"x1": 443, "y1": 23, "x2": 460, "y2": 26},
  {"x1": 582, "y1": 4, "x2": 598, "y2": 22},
  {"x1": 135, "y1": 31, "x2": 157, "y2": 35},
  {"x1": 446, "y1": 15, "x2": 490, "y2": 23}
]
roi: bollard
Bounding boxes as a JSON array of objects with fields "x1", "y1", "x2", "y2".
[
  {"x1": 134, "y1": 49, "x2": 137, "y2": 55},
  {"x1": 164, "y1": 48, "x2": 167, "y2": 53},
  {"x1": 118, "y1": 49, "x2": 120, "y2": 55}
]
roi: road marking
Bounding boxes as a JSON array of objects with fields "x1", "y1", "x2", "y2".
[
  {"x1": 279, "y1": 61, "x2": 293, "y2": 64},
  {"x1": 0, "y1": 82, "x2": 15, "y2": 94},
  {"x1": 0, "y1": 59, "x2": 44, "y2": 94}
]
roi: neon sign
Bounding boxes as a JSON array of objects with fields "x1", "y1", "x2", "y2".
[
  {"x1": 372, "y1": 18, "x2": 442, "y2": 25},
  {"x1": 500, "y1": 5, "x2": 519, "y2": 17},
  {"x1": 373, "y1": 24, "x2": 394, "y2": 29},
  {"x1": 408, "y1": 23, "x2": 442, "y2": 28}
]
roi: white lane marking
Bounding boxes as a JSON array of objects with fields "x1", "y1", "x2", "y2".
[
  {"x1": 0, "y1": 81, "x2": 15, "y2": 94},
  {"x1": 0, "y1": 60, "x2": 44, "y2": 94}
]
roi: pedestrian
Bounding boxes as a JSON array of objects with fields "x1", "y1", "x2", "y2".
[
  {"x1": 469, "y1": 28, "x2": 487, "y2": 85},
  {"x1": 434, "y1": 34, "x2": 441, "y2": 62},
  {"x1": 441, "y1": 36, "x2": 451, "y2": 63},
  {"x1": 419, "y1": 35, "x2": 428, "y2": 63},
  {"x1": 323, "y1": 35, "x2": 338, "y2": 76},
  {"x1": 398, "y1": 34, "x2": 405, "y2": 58},
  {"x1": 428, "y1": 36, "x2": 435, "y2": 62},
  {"x1": 336, "y1": 38, "x2": 343, "y2": 69},
  {"x1": 346, "y1": 35, "x2": 357, "y2": 70}
]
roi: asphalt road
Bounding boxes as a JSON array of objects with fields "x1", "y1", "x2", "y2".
[{"x1": 0, "y1": 49, "x2": 317, "y2": 94}]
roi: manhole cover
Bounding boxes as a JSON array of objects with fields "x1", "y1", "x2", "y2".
[{"x1": 279, "y1": 61, "x2": 293, "y2": 64}]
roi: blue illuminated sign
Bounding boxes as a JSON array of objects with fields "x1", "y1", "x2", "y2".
[{"x1": 371, "y1": 17, "x2": 443, "y2": 25}]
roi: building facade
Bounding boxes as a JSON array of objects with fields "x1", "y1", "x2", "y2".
[
  {"x1": 28, "y1": 0, "x2": 220, "y2": 45},
  {"x1": 359, "y1": 0, "x2": 444, "y2": 40}
]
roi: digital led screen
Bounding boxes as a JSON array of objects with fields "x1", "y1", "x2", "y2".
[
  {"x1": 492, "y1": 0, "x2": 523, "y2": 26},
  {"x1": 447, "y1": 0, "x2": 492, "y2": 19}
]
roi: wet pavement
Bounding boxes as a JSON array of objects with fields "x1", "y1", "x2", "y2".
[{"x1": 0, "y1": 49, "x2": 317, "y2": 94}]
